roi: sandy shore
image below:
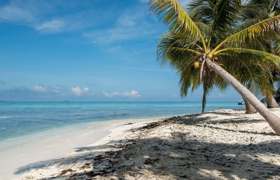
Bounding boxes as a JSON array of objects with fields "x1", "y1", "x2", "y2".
[
  {"x1": 2, "y1": 109, "x2": 280, "y2": 179},
  {"x1": 0, "y1": 117, "x2": 159, "y2": 180}
]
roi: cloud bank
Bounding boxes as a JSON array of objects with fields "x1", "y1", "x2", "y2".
[{"x1": 103, "y1": 90, "x2": 141, "y2": 98}]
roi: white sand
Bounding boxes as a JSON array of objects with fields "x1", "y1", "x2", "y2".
[
  {"x1": 0, "y1": 117, "x2": 159, "y2": 180},
  {"x1": 2, "y1": 109, "x2": 280, "y2": 180},
  {"x1": 16, "y1": 108, "x2": 280, "y2": 180}
]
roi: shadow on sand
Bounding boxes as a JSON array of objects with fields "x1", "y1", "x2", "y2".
[{"x1": 15, "y1": 115, "x2": 280, "y2": 180}]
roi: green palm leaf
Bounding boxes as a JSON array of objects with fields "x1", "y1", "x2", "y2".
[
  {"x1": 211, "y1": 0, "x2": 241, "y2": 35},
  {"x1": 189, "y1": 0, "x2": 241, "y2": 46},
  {"x1": 211, "y1": 15, "x2": 280, "y2": 54},
  {"x1": 215, "y1": 48, "x2": 280, "y2": 65},
  {"x1": 150, "y1": 0, "x2": 207, "y2": 50}
]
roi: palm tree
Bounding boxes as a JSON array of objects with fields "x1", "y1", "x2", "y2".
[
  {"x1": 150, "y1": 0, "x2": 280, "y2": 134},
  {"x1": 241, "y1": 0, "x2": 280, "y2": 108},
  {"x1": 161, "y1": 31, "x2": 277, "y2": 114},
  {"x1": 161, "y1": 0, "x2": 277, "y2": 114},
  {"x1": 177, "y1": 0, "x2": 237, "y2": 113},
  {"x1": 189, "y1": 0, "x2": 276, "y2": 113},
  {"x1": 242, "y1": 0, "x2": 280, "y2": 24},
  {"x1": 159, "y1": 32, "x2": 227, "y2": 113}
]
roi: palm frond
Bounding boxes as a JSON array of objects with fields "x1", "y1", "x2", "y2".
[
  {"x1": 211, "y1": 15, "x2": 280, "y2": 54},
  {"x1": 189, "y1": 0, "x2": 240, "y2": 46},
  {"x1": 150, "y1": 0, "x2": 207, "y2": 50},
  {"x1": 220, "y1": 53, "x2": 276, "y2": 96},
  {"x1": 211, "y1": 0, "x2": 241, "y2": 35},
  {"x1": 274, "y1": 40, "x2": 280, "y2": 55},
  {"x1": 215, "y1": 48, "x2": 280, "y2": 66},
  {"x1": 179, "y1": 61, "x2": 200, "y2": 96},
  {"x1": 189, "y1": 0, "x2": 214, "y2": 24},
  {"x1": 157, "y1": 32, "x2": 202, "y2": 65}
]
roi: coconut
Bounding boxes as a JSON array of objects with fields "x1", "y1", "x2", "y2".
[{"x1": 193, "y1": 61, "x2": 200, "y2": 69}]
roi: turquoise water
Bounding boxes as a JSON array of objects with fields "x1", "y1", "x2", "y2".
[{"x1": 0, "y1": 101, "x2": 240, "y2": 140}]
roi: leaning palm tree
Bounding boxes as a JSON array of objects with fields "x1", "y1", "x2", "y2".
[
  {"x1": 160, "y1": 0, "x2": 278, "y2": 114},
  {"x1": 241, "y1": 0, "x2": 280, "y2": 108},
  {"x1": 150, "y1": 0, "x2": 280, "y2": 134},
  {"x1": 170, "y1": 0, "x2": 275, "y2": 113},
  {"x1": 161, "y1": 31, "x2": 277, "y2": 114},
  {"x1": 189, "y1": 0, "x2": 280, "y2": 112}
]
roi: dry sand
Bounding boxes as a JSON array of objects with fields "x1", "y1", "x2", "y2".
[{"x1": 3, "y1": 109, "x2": 280, "y2": 179}]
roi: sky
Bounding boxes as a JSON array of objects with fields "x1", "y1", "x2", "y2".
[{"x1": 0, "y1": 0, "x2": 240, "y2": 101}]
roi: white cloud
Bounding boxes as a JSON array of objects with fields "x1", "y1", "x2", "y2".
[
  {"x1": 103, "y1": 90, "x2": 141, "y2": 98},
  {"x1": 125, "y1": 90, "x2": 141, "y2": 97},
  {"x1": 32, "y1": 85, "x2": 48, "y2": 93},
  {"x1": 0, "y1": 0, "x2": 161, "y2": 37},
  {"x1": 0, "y1": 3, "x2": 33, "y2": 22},
  {"x1": 31, "y1": 85, "x2": 63, "y2": 94},
  {"x1": 0, "y1": 1, "x2": 85, "y2": 33},
  {"x1": 71, "y1": 86, "x2": 90, "y2": 96},
  {"x1": 83, "y1": 8, "x2": 159, "y2": 44},
  {"x1": 35, "y1": 19, "x2": 65, "y2": 33}
]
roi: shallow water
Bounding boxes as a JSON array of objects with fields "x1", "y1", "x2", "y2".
[{"x1": 0, "y1": 101, "x2": 240, "y2": 140}]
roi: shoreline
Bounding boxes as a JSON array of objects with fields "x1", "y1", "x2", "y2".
[
  {"x1": 0, "y1": 116, "x2": 163, "y2": 180},
  {"x1": 2, "y1": 108, "x2": 280, "y2": 179},
  {"x1": 0, "y1": 114, "x2": 185, "y2": 143}
]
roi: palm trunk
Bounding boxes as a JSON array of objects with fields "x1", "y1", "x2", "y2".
[
  {"x1": 243, "y1": 97, "x2": 256, "y2": 114},
  {"x1": 201, "y1": 83, "x2": 207, "y2": 113},
  {"x1": 206, "y1": 59, "x2": 280, "y2": 135},
  {"x1": 267, "y1": 94, "x2": 279, "y2": 108}
]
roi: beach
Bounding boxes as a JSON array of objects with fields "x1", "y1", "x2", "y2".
[
  {"x1": 2, "y1": 108, "x2": 279, "y2": 180},
  {"x1": 1, "y1": 0, "x2": 280, "y2": 179},
  {"x1": 0, "y1": 101, "x2": 239, "y2": 179},
  {"x1": 0, "y1": 117, "x2": 158, "y2": 179}
]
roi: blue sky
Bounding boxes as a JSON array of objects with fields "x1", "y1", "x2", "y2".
[{"x1": 0, "y1": 0, "x2": 240, "y2": 101}]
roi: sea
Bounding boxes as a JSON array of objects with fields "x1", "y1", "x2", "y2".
[{"x1": 0, "y1": 101, "x2": 240, "y2": 141}]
